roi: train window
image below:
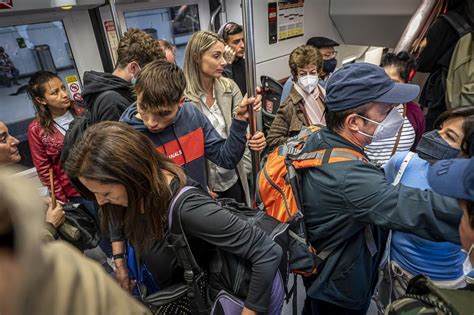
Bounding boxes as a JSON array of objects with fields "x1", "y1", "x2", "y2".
[
  {"x1": 0, "y1": 21, "x2": 80, "y2": 168},
  {"x1": 124, "y1": 4, "x2": 200, "y2": 66}
]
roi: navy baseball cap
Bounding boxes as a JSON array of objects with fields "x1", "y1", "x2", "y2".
[
  {"x1": 325, "y1": 63, "x2": 420, "y2": 112},
  {"x1": 428, "y1": 158, "x2": 474, "y2": 201}
]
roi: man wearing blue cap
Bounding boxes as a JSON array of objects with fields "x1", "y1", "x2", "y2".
[
  {"x1": 299, "y1": 62, "x2": 463, "y2": 314},
  {"x1": 385, "y1": 158, "x2": 474, "y2": 314}
]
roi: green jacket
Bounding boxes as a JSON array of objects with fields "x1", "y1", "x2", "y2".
[
  {"x1": 301, "y1": 127, "x2": 462, "y2": 311},
  {"x1": 385, "y1": 275, "x2": 474, "y2": 315}
]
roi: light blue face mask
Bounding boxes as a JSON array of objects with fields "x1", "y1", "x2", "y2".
[{"x1": 130, "y1": 63, "x2": 141, "y2": 86}]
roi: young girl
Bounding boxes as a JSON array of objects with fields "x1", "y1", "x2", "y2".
[{"x1": 27, "y1": 71, "x2": 84, "y2": 203}]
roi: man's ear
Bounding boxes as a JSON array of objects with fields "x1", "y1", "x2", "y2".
[
  {"x1": 346, "y1": 113, "x2": 361, "y2": 132},
  {"x1": 127, "y1": 61, "x2": 140, "y2": 75}
]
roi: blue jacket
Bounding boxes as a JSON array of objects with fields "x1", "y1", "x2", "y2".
[
  {"x1": 384, "y1": 152, "x2": 465, "y2": 281},
  {"x1": 120, "y1": 102, "x2": 248, "y2": 190},
  {"x1": 301, "y1": 127, "x2": 461, "y2": 311}
]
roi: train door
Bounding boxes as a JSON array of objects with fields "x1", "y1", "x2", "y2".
[{"x1": 98, "y1": 0, "x2": 211, "y2": 67}]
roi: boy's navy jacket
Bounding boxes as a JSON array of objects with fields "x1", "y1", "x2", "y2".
[{"x1": 120, "y1": 102, "x2": 248, "y2": 190}]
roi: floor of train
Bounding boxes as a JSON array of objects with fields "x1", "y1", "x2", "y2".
[{"x1": 85, "y1": 246, "x2": 379, "y2": 315}]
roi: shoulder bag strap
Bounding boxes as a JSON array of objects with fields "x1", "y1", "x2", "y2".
[
  {"x1": 167, "y1": 186, "x2": 210, "y2": 315},
  {"x1": 390, "y1": 105, "x2": 407, "y2": 157}
]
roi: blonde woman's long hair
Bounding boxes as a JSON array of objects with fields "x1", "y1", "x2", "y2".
[{"x1": 183, "y1": 30, "x2": 232, "y2": 103}]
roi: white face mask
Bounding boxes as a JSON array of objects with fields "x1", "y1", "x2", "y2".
[
  {"x1": 298, "y1": 75, "x2": 319, "y2": 94},
  {"x1": 357, "y1": 107, "x2": 404, "y2": 142}
]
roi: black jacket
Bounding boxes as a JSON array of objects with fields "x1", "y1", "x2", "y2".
[
  {"x1": 301, "y1": 127, "x2": 462, "y2": 311},
  {"x1": 223, "y1": 58, "x2": 247, "y2": 96},
  {"x1": 139, "y1": 179, "x2": 282, "y2": 313},
  {"x1": 81, "y1": 71, "x2": 135, "y2": 123}
]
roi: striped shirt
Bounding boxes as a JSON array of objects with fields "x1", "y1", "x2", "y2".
[{"x1": 365, "y1": 104, "x2": 416, "y2": 167}]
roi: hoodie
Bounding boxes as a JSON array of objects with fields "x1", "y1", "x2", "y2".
[
  {"x1": 82, "y1": 71, "x2": 135, "y2": 123},
  {"x1": 0, "y1": 168, "x2": 150, "y2": 315},
  {"x1": 120, "y1": 102, "x2": 248, "y2": 190}
]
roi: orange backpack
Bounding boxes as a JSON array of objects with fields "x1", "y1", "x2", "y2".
[{"x1": 257, "y1": 125, "x2": 367, "y2": 276}]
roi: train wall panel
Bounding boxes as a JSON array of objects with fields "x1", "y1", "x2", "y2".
[{"x1": 0, "y1": 9, "x2": 104, "y2": 83}]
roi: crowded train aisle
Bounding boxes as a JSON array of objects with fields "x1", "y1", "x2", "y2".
[{"x1": 0, "y1": 0, "x2": 473, "y2": 314}]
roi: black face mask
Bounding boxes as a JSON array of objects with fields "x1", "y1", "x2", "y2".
[
  {"x1": 322, "y1": 58, "x2": 337, "y2": 74},
  {"x1": 416, "y1": 130, "x2": 461, "y2": 162}
]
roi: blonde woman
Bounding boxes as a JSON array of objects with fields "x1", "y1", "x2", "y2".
[{"x1": 184, "y1": 30, "x2": 265, "y2": 205}]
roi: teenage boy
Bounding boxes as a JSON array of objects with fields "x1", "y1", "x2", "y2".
[
  {"x1": 120, "y1": 59, "x2": 265, "y2": 190},
  {"x1": 116, "y1": 60, "x2": 265, "y2": 290}
]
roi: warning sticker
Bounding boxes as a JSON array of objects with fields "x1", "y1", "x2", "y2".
[
  {"x1": 72, "y1": 92, "x2": 84, "y2": 103},
  {"x1": 65, "y1": 75, "x2": 83, "y2": 103},
  {"x1": 69, "y1": 83, "x2": 80, "y2": 93}
]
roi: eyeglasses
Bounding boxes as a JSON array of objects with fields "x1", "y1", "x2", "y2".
[{"x1": 321, "y1": 51, "x2": 338, "y2": 59}]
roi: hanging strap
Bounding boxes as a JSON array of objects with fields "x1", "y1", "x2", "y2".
[{"x1": 167, "y1": 186, "x2": 210, "y2": 315}]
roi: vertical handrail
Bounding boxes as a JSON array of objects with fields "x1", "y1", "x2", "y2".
[
  {"x1": 394, "y1": 0, "x2": 439, "y2": 53},
  {"x1": 109, "y1": 0, "x2": 124, "y2": 39},
  {"x1": 242, "y1": 0, "x2": 260, "y2": 191}
]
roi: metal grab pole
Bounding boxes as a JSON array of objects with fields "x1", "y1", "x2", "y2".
[
  {"x1": 109, "y1": 0, "x2": 124, "y2": 39},
  {"x1": 242, "y1": 0, "x2": 261, "y2": 198},
  {"x1": 394, "y1": 0, "x2": 437, "y2": 53}
]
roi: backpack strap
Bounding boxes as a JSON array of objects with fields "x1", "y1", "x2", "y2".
[
  {"x1": 290, "y1": 147, "x2": 368, "y2": 169},
  {"x1": 167, "y1": 186, "x2": 210, "y2": 315},
  {"x1": 287, "y1": 147, "x2": 369, "y2": 267},
  {"x1": 440, "y1": 11, "x2": 472, "y2": 38}
]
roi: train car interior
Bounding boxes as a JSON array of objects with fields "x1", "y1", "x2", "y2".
[{"x1": 0, "y1": 0, "x2": 424, "y2": 171}]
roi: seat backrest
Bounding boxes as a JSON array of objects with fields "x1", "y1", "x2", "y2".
[{"x1": 260, "y1": 75, "x2": 283, "y2": 134}]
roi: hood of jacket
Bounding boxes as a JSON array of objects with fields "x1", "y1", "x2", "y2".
[
  {"x1": 120, "y1": 101, "x2": 185, "y2": 134},
  {"x1": 81, "y1": 71, "x2": 133, "y2": 108}
]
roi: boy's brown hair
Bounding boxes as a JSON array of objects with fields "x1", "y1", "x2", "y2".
[
  {"x1": 115, "y1": 28, "x2": 165, "y2": 69},
  {"x1": 135, "y1": 60, "x2": 186, "y2": 112}
]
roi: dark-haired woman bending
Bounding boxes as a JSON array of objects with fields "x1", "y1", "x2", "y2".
[{"x1": 65, "y1": 122, "x2": 283, "y2": 315}]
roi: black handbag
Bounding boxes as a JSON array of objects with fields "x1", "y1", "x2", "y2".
[{"x1": 58, "y1": 202, "x2": 100, "y2": 251}]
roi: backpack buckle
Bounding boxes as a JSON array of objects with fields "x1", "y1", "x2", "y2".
[{"x1": 184, "y1": 270, "x2": 195, "y2": 299}]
